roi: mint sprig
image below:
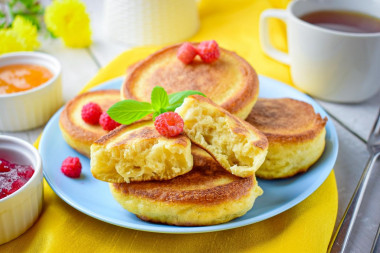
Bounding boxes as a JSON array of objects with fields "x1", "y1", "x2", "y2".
[
  {"x1": 107, "y1": 86, "x2": 205, "y2": 125},
  {"x1": 151, "y1": 86, "x2": 169, "y2": 113}
]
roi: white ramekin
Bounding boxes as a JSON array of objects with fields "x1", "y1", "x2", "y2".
[
  {"x1": 0, "y1": 52, "x2": 63, "y2": 131},
  {"x1": 0, "y1": 135, "x2": 43, "y2": 245}
]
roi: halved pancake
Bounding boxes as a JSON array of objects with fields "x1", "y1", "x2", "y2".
[
  {"x1": 59, "y1": 90, "x2": 120, "y2": 157},
  {"x1": 109, "y1": 145, "x2": 263, "y2": 226},
  {"x1": 245, "y1": 98, "x2": 327, "y2": 179},
  {"x1": 91, "y1": 142, "x2": 212, "y2": 183},
  {"x1": 120, "y1": 43, "x2": 259, "y2": 119},
  {"x1": 90, "y1": 120, "x2": 193, "y2": 183},
  {"x1": 175, "y1": 95, "x2": 268, "y2": 177}
]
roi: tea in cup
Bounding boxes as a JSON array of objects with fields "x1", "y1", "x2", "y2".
[{"x1": 260, "y1": 0, "x2": 380, "y2": 103}]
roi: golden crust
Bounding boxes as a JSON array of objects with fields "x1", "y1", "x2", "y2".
[
  {"x1": 245, "y1": 98, "x2": 327, "y2": 143},
  {"x1": 91, "y1": 120, "x2": 193, "y2": 183},
  {"x1": 120, "y1": 43, "x2": 259, "y2": 119},
  {"x1": 245, "y1": 98, "x2": 327, "y2": 179},
  {"x1": 109, "y1": 145, "x2": 263, "y2": 226},
  {"x1": 94, "y1": 120, "x2": 189, "y2": 148},
  {"x1": 59, "y1": 90, "x2": 120, "y2": 157},
  {"x1": 111, "y1": 146, "x2": 255, "y2": 204}
]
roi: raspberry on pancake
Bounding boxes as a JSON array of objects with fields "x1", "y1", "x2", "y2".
[{"x1": 59, "y1": 90, "x2": 121, "y2": 157}]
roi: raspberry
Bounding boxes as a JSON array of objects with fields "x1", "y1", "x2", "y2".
[
  {"x1": 154, "y1": 112, "x2": 184, "y2": 137},
  {"x1": 61, "y1": 157, "x2": 82, "y2": 178},
  {"x1": 81, "y1": 102, "x2": 102, "y2": 125},
  {"x1": 197, "y1": 40, "x2": 220, "y2": 63},
  {"x1": 9, "y1": 179, "x2": 25, "y2": 194},
  {"x1": 0, "y1": 159, "x2": 11, "y2": 172},
  {"x1": 17, "y1": 165, "x2": 34, "y2": 179},
  {"x1": 0, "y1": 189, "x2": 7, "y2": 199},
  {"x1": 99, "y1": 112, "x2": 121, "y2": 131},
  {"x1": 177, "y1": 42, "x2": 198, "y2": 64}
]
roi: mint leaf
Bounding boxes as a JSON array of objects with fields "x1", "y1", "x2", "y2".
[
  {"x1": 107, "y1": 100, "x2": 154, "y2": 125},
  {"x1": 167, "y1": 90, "x2": 206, "y2": 110},
  {"x1": 107, "y1": 87, "x2": 206, "y2": 126},
  {"x1": 164, "y1": 105, "x2": 177, "y2": 112},
  {"x1": 151, "y1": 86, "x2": 169, "y2": 112},
  {"x1": 152, "y1": 111, "x2": 160, "y2": 119}
]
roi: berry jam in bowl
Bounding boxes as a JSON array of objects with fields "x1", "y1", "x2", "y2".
[{"x1": 0, "y1": 135, "x2": 43, "y2": 245}]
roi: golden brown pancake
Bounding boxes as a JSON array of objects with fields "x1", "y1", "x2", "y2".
[
  {"x1": 120, "y1": 43, "x2": 259, "y2": 119},
  {"x1": 91, "y1": 120, "x2": 193, "y2": 183},
  {"x1": 59, "y1": 90, "x2": 120, "y2": 157},
  {"x1": 245, "y1": 98, "x2": 327, "y2": 179},
  {"x1": 175, "y1": 95, "x2": 268, "y2": 177},
  {"x1": 109, "y1": 146, "x2": 263, "y2": 226}
]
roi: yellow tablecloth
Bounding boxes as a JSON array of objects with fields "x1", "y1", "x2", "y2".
[{"x1": 1, "y1": 0, "x2": 338, "y2": 252}]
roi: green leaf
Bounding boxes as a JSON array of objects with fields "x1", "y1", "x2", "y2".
[
  {"x1": 152, "y1": 111, "x2": 160, "y2": 120},
  {"x1": 164, "y1": 105, "x2": 178, "y2": 112},
  {"x1": 168, "y1": 90, "x2": 206, "y2": 109},
  {"x1": 47, "y1": 29, "x2": 57, "y2": 39},
  {"x1": 151, "y1": 86, "x2": 169, "y2": 112},
  {"x1": 107, "y1": 100, "x2": 154, "y2": 125},
  {"x1": 29, "y1": 5, "x2": 44, "y2": 14},
  {"x1": 20, "y1": 0, "x2": 36, "y2": 8},
  {"x1": 9, "y1": 0, "x2": 17, "y2": 8},
  {"x1": 20, "y1": 14, "x2": 40, "y2": 29}
]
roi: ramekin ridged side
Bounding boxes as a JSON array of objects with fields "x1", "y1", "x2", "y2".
[
  {"x1": 0, "y1": 135, "x2": 44, "y2": 245},
  {"x1": 0, "y1": 52, "x2": 63, "y2": 131}
]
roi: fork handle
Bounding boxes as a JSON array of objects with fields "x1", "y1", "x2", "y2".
[
  {"x1": 329, "y1": 152, "x2": 380, "y2": 253},
  {"x1": 371, "y1": 224, "x2": 380, "y2": 253}
]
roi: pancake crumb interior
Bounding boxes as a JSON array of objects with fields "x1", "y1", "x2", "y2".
[
  {"x1": 176, "y1": 95, "x2": 268, "y2": 177},
  {"x1": 91, "y1": 121, "x2": 193, "y2": 183}
]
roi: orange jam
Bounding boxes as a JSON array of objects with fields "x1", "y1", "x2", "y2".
[{"x1": 0, "y1": 64, "x2": 53, "y2": 94}]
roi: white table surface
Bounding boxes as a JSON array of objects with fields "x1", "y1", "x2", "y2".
[{"x1": 1, "y1": 1, "x2": 379, "y2": 252}]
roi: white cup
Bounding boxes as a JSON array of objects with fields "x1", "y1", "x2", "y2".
[{"x1": 259, "y1": 0, "x2": 380, "y2": 103}]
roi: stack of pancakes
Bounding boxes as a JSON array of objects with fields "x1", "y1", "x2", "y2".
[{"x1": 59, "y1": 43, "x2": 327, "y2": 226}]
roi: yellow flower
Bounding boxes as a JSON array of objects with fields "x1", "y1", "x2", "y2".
[
  {"x1": 44, "y1": 0, "x2": 92, "y2": 48},
  {"x1": 0, "y1": 16, "x2": 40, "y2": 55},
  {"x1": 0, "y1": 30, "x2": 24, "y2": 55},
  {"x1": 12, "y1": 16, "x2": 41, "y2": 51}
]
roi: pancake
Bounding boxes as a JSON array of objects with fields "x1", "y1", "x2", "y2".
[
  {"x1": 120, "y1": 43, "x2": 259, "y2": 119},
  {"x1": 109, "y1": 145, "x2": 263, "y2": 226},
  {"x1": 59, "y1": 90, "x2": 120, "y2": 157},
  {"x1": 245, "y1": 98, "x2": 327, "y2": 179},
  {"x1": 175, "y1": 95, "x2": 268, "y2": 177},
  {"x1": 91, "y1": 120, "x2": 193, "y2": 183}
]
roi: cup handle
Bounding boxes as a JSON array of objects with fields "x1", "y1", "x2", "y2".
[{"x1": 259, "y1": 9, "x2": 290, "y2": 65}]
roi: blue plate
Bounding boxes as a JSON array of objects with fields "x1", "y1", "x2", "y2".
[{"x1": 40, "y1": 76, "x2": 338, "y2": 234}]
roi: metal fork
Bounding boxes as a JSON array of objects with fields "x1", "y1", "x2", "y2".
[{"x1": 329, "y1": 108, "x2": 380, "y2": 253}]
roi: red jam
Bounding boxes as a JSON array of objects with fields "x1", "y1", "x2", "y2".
[{"x1": 0, "y1": 158, "x2": 34, "y2": 199}]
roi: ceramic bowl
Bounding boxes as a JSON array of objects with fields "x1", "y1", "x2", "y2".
[
  {"x1": 0, "y1": 135, "x2": 43, "y2": 245},
  {"x1": 0, "y1": 52, "x2": 63, "y2": 131}
]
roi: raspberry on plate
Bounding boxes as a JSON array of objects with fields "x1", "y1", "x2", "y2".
[
  {"x1": 154, "y1": 112, "x2": 184, "y2": 137},
  {"x1": 61, "y1": 157, "x2": 82, "y2": 178},
  {"x1": 197, "y1": 40, "x2": 220, "y2": 63},
  {"x1": 99, "y1": 112, "x2": 121, "y2": 131},
  {"x1": 177, "y1": 42, "x2": 198, "y2": 64},
  {"x1": 81, "y1": 102, "x2": 102, "y2": 125}
]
